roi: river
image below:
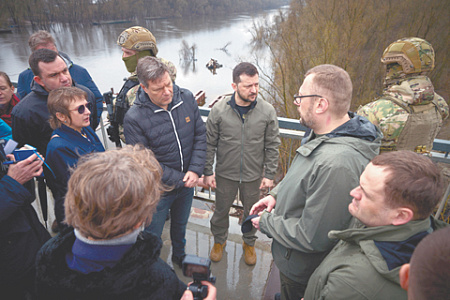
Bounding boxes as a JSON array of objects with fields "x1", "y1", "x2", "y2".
[{"x1": 0, "y1": 6, "x2": 288, "y2": 103}]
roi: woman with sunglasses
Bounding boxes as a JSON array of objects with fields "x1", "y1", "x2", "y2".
[{"x1": 46, "y1": 87, "x2": 105, "y2": 232}]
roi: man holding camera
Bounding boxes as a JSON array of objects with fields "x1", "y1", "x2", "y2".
[{"x1": 35, "y1": 146, "x2": 216, "y2": 299}]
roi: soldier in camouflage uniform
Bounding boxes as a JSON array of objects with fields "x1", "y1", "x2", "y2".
[
  {"x1": 357, "y1": 37, "x2": 448, "y2": 153},
  {"x1": 107, "y1": 26, "x2": 177, "y2": 145}
]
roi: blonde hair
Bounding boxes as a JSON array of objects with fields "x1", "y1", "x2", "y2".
[{"x1": 65, "y1": 145, "x2": 165, "y2": 240}]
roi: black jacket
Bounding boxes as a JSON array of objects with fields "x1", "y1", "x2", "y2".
[
  {"x1": 36, "y1": 229, "x2": 186, "y2": 300},
  {"x1": 124, "y1": 85, "x2": 206, "y2": 189},
  {"x1": 12, "y1": 80, "x2": 98, "y2": 155}
]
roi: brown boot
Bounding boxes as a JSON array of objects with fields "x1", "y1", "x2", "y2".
[
  {"x1": 210, "y1": 242, "x2": 226, "y2": 262},
  {"x1": 243, "y1": 242, "x2": 256, "y2": 265}
]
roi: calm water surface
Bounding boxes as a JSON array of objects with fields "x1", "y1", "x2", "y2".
[{"x1": 0, "y1": 6, "x2": 287, "y2": 102}]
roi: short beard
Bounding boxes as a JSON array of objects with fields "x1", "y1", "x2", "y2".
[
  {"x1": 299, "y1": 106, "x2": 315, "y2": 129},
  {"x1": 237, "y1": 89, "x2": 256, "y2": 103}
]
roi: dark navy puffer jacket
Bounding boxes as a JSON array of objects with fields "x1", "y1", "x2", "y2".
[
  {"x1": 124, "y1": 84, "x2": 206, "y2": 189},
  {"x1": 35, "y1": 229, "x2": 186, "y2": 300}
]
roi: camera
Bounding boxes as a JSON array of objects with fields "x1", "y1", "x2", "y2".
[{"x1": 182, "y1": 255, "x2": 216, "y2": 300}]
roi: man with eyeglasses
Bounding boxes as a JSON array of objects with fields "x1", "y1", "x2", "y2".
[{"x1": 250, "y1": 64, "x2": 382, "y2": 300}]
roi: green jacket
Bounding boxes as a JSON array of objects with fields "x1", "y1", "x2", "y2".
[
  {"x1": 304, "y1": 217, "x2": 448, "y2": 300},
  {"x1": 204, "y1": 94, "x2": 280, "y2": 181},
  {"x1": 259, "y1": 113, "x2": 381, "y2": 284}
]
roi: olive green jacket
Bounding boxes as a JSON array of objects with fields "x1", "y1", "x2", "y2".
[
  {"x1": 204, "y1": 94, "x2": 280, "y2": 181},
  {"x1": 260, "y1": 113, "x2": 382, "y2": 284},
  {"x1": 304, "y1": 217, "x2": 448, "y2": 300}
]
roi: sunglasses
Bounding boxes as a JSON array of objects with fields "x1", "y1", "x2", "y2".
[
  {"x1": 293, "y1": 94, "x2": 323, "y2": 105},
  {"x1": 70, "y1": 102, "x2": 92, "y2": 114}
]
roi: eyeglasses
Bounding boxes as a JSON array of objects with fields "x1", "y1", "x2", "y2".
[
  {"x1": 70, "y1": 102, "x2": 92, "y2": 114},
  {"x1": 293, "y1": 94, "x2": 323, "y2": 105}
]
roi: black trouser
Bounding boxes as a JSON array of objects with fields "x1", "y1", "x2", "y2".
[{"x1": 280, "y1": 271, "x2": 307, "y2": 300}]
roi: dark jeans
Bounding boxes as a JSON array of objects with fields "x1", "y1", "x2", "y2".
[
  {"x1": 144, "y1": 187, "x2": 194, "y2": 258},
  {"x1": 280, "y1": 271, "x2": 307, "y2": 300}
]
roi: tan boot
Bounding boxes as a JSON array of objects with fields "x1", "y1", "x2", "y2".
[
  {"x1": 243, "y1": 242, "x2": 257, "y2": 265},
  {"x1": 210, "y1": 242, "x2": 226, "y2": 262}
]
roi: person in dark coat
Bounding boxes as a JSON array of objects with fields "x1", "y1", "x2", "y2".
[
  {"x1": 124, "y1": 56, "x2": 206, "y2": 268},
  {"x1": 45, "y1": 87, "x2": 105, "y2": 231},
  {"x1": 17, "y1": 30, "x2": 103, "y2": 124},
  {"x1": 35, "y1": 145, "x2": 190, "y2": 299},
  {"x1": 12, "y1": 48, "x2": 98, "y2": 155},
  {"x1": 0, "y1": 142, "x2": 51, "y2": 299}
]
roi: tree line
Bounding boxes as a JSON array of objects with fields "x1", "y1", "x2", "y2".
[
  {"x1": 251, "y1": 0, "x2": 449, "y2": 179},
  {"x1": 0, "y1": 0, "x2": 288, "y2": 26},
  {"x1": 253, "y1": 0, "x2": 448, "y2": 118}
]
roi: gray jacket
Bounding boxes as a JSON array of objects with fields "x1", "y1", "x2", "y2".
[
  {"x1": 260, "y1": 113, "x2": 382, "y2": 284},
  {"x1": 304, "y1": 217, "x2": 448, "y2": 300},
  {"x1": 204, "y1": 94, "x2": 280, "y2": 181}
]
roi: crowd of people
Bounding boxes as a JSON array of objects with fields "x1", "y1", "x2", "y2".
[{"x1": 0, "y1": 26, "x2": 449, "y2": 300}]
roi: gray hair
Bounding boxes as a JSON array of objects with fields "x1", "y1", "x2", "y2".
[
  {"x1": 136, "y1": 56, "x2": 169, "y2": 88},
  {"x1": 28, "y1": 30, "x2": 56, "y2": 52},
  {"x1": 305, "y1": 64, "x2": 352, "y2": 116}
]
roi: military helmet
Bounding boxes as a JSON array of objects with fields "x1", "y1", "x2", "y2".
[
  {"x1": 117, "y1": 26, "x2": 158, "y2": 56},
  {"x1": 381, "y1": 37, "x2": 435, "y2": 74}
]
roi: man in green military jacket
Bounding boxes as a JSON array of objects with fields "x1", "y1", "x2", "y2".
[
  {"x1": 251, "y1": 64, "x2": 382, "y2": 299},
  {"x1": 304, "y1": 150, "x2": 448, "y2": 300}
]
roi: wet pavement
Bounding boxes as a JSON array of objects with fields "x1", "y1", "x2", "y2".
[
  {"x1": 162, "y1": 199, "x2": 279, "y2": 300},
  {"x1": 30, "y1": 124, "x2": 280, "y2": 299},
  {"x1": 33, "y1": 192, "x2": 279, "y2": 300}
]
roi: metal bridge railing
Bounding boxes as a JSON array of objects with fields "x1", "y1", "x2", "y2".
[{"x1": 98, "y1": 106, "x2": 450, "y2": 219}]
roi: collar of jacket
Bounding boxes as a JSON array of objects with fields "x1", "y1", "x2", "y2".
[
  {"x1": 39, "y1": 228, "x2": 163, "y2": 287},
  {"x1": 135, "y1": 83, "x2": 182, "y2": 112},
  {"x1": 227, "y1": 92, "x2": 257, "y2": 111},
  {"x1": 328, "y1": 217, "x2": 445, "y2": 284},
  {"x1": 59, "y1": 51, "x2": 74, "y2": 68},
  {"x1": 298, "y1": 112, "x2": 382, "y2": 157},
  {"x1": 30, "y1": 79, "x2": 49, "y2": 96},
  {"x1": 53, "y1": 124, "x2": 98, "y2": 152},
  {"x1": 328, "y1": 217, "x2": 435, "y2": 243}
]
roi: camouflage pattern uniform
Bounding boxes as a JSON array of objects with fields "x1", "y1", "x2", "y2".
[{"x1": 357, "y1": 37, "x2": 448, "y2": 153}]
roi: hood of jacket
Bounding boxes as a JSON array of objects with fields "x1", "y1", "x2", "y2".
[
  {"x1": 328, "y1": 217, "x2": 447, "y2": 285},
  {"x1": 134, "y1": 84, "x2": 182, "y2": 112},
  {"x1": 383, "y1": 75, "x2": 435, "y2": 106},
  {"x1": 299, "y1": 112, "x2": 382, "y2": 161}
]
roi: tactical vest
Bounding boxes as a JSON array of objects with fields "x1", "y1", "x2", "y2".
[
  {"x1": 382, "y1": 95, "x2": 442, "y2": 153},
  {"x1": 113, "y1": 78, "x2": 139, "y2": 125}
]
